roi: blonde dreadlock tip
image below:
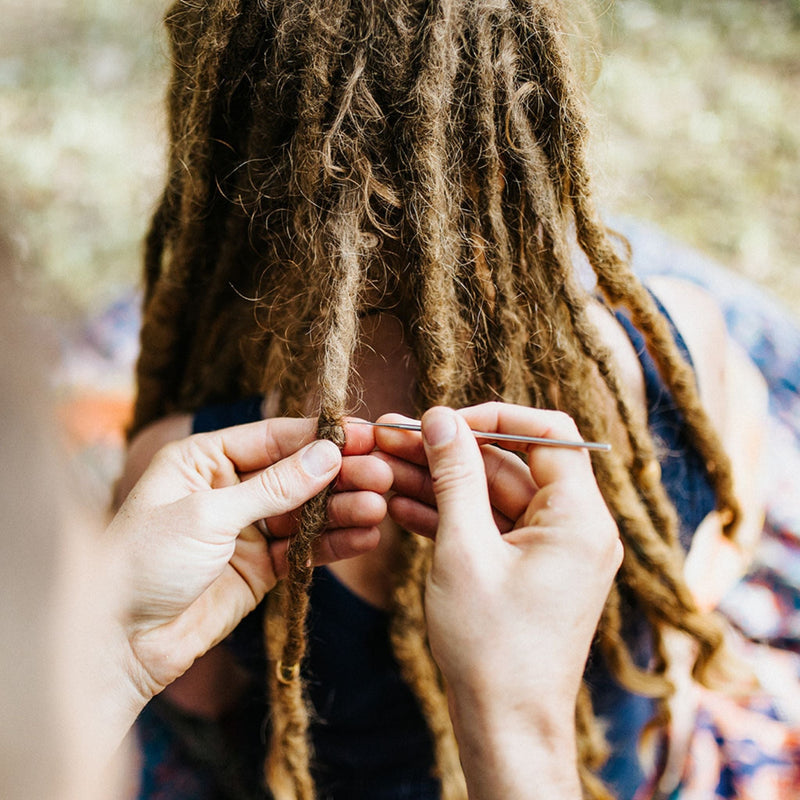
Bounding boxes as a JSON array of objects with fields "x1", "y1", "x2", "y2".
[
  {"x1": 639, "y1": 458, "x2": 662, "y2": 486},
  {"x1": 276, "y1": 660, "x2": 301, "y2": 685},
  {"x1": 718, "y1": 507, "x2": 736, "y2": 530}
]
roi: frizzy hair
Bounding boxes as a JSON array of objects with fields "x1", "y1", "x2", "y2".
[{"x1": 131, "y1": 0, "x2": 741, "y2": 797}]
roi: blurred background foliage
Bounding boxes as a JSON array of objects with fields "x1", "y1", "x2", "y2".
[
  {"x1": 1, "y1": 0, "x2": 798, "y2": 317},
  {"x1": 588, "y1": 0, "x2": 800, "y2": 310},
  {"x1": 0, "y1": 0, "x2": 166, "y2": 315}
]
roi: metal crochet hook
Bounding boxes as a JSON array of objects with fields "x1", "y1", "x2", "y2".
[{"x1": 351, "y1": 420, "x2": 611, "y2": 452}]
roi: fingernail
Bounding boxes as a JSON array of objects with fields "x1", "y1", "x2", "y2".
[
  {"x1": 301, "y1": 440, "x2": 340, "y2": 476},
  {"x1": 422, "y1": 410, "x2": 457, "y2": 447}
]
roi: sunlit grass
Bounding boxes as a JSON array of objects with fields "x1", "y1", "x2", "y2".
[
  {"x1": 0, "y1": 0, "x2": 166, "y2": 313},
  {"x1": 1, "y1": 0, "x2": 798, "y2": 316},
  {"x1": 589, "y1": 0, "x2": 800, "y2": 312}
]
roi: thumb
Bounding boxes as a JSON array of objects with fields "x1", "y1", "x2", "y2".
[
  {"x1": 213, "y1": 439, "x2": 342, "y2": 532},
  {"x1": 421, "y1": 407, "x2": 496, "y2": 553}
]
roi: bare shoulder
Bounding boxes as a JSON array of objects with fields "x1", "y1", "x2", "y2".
[
  {"x1": 583, "y1": 298, "x2": 648, "y2": 459},
  {"x1": 648, "y1": 275, "x2": 768, "y2": 573},
  {"x1": 645, "y1": 276, "x2": 727, "y2": 420},
  {"x1": 581, "y1": 277, "x2": 747, "y2": 463},
  {"x1": 113, "y1": 413, "x2": 193, "y2": 507}
]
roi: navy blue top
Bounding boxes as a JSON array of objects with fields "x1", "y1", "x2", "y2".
[
  {"x1": 588, "y1": 296, "x2": 716, "y2": 798},
  {"x1": 613, "y1": 298, "x2": 715, "y2": 549},
  {"x1": 137, "y1": 300, "x2": 716, "y2": 800}
]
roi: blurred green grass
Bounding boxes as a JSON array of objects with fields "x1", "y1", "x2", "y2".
[
  {"x1": 589, "y1": 0, "x2": 800, "y2": 309},
  {"x1": 1, "y1": 0, "x2": 798, "y2": 317},
  {"x1": 0, "y1": 0, "x2": 167, "y2": 314}
]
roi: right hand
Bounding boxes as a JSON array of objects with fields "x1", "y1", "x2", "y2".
[{"x1": 375, "y1": 403, "x2": 622, "y2": 798}]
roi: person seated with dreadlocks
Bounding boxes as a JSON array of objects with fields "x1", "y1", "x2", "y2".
[
  {"x1": 119, "y1": 1, "x2": 767, "y2": 798},
  {"x1": 0, "y1": 206, "x2": 617, "y2": 800}
]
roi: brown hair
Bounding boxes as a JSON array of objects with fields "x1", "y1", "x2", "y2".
[{"x1": 132, "y1": 1, "x2": 740, "y2": 797}]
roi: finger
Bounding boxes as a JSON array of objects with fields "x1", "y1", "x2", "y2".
[
  {"x1": 388, "y1": 490, "x2": 516, "y2": 538},
  {"x1": 372, "y1": 413, "x2": 428, "y2": 466},
  {"x1": 252, "y1": 485, "x2": 389, "y2": 540},
  {"x1": 327, "y1": 491, "x2": 388, "y2": 530},
  {"x1": 211, "y1": 439, "x2": 342, "y2": 532},
  {"x1": 477, "y1": 445, "x2": 534, "y2": 522},
  {"x1": 190, "y1": 415, "x2": 380, "y2": 478},
  {"x1": 342, "y1": 417, "x2": 379, "y2": 456},
  {"x1": 384, "y1": 442, "x2": 526, "y2": 527},
  {"x1": 420, "y1": 407, "x2": 497, "y2": 553},
  {"x1": 387, "y1": 494, "x2": 440, "y2": 538},
  {"x1": 188, "y1": 417, "x2": 321, "y2": 476},
  {"x1": 269, "y1": 526, "x2": 382, "y2": 579},
  {"x1": 240, "y1": 452, "x2": 392, "y2": 496},
  {"x1": 378, "y1": 451, "x2": 434, "y2": 501},
  {"x1": 334, "y1": 453, "x2": 394, "y2": 493},
  {"x1": 458, "y1": 403, "x2": 594, "y2": 489},
  {"x1": 255, "y1": 508, "x2": 296, "y2": 539}
]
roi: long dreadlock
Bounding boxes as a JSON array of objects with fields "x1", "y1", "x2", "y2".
[{"x1": 132, "y1": 1, "x2": 741, "y2": 797}]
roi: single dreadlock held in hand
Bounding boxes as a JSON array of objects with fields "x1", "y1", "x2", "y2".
[{"x1": 130, "y1": 1, "x2": 742, "y2": 798}]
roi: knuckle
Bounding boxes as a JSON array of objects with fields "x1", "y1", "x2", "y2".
[
  {"x1": 591, "y1": 516, "x2": 622, "y2": 565},
  {"x1": 546, "y1": 410, "x2": 580, "y2": 437},
  {"x1": 431, "y1": 460, "x2": 477, "y2": 497},
  {"x1": 257, "y1": 462, "x2": 300, "y2": 505},
  {"x1": 612, "y1": 538, "x2": 624, "y2": 570},
  {"x1": 323, "y1": 532, "x2": 344, "y2": 562},
  {"x1": 152, "y1": 438, "x2": 182, "y2": 465},
  {"x1": 180, "y1": 492, "x2": 217, "y2": 531},
  {"x1": 326, "y1": 495, "x2": 347, "y2": 528},
  {"x1": 260, "y1": 426, "x2": 289, "y2": 466}
]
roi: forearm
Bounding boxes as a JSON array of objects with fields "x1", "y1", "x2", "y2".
[
  {"x1": 73, "y1": 632, "x2": 149, "y2": 763},
  {"x1": 56, "y1": 537, "x2": 151, "y2": 772},
  {"x1": 448, "y1": 689, "x2": 582, "y2": 800}
]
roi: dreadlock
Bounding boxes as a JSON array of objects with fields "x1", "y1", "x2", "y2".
[{"x1": 132, "y1": 1, "x2": 741, "y2": 797}]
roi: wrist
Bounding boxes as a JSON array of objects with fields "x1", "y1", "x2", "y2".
[{"x1": 447, "y1": 685, "x2": 581, "y2": 800}]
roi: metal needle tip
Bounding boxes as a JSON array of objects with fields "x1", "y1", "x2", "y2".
[{"x1": 349, "y1": 420, "x2": 611, "y2": 452}]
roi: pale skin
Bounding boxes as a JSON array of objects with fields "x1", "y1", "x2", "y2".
[
  {"x1": 81, "y1": 417, "x2": 391, "y2": 766},
  {"x1": 378, "y1": 404, "x2": 623, "y2": 799},
  {"x1": 118, "y1": 279, "x2": 767, "y2": 791}
]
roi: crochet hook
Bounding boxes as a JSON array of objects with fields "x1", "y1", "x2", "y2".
[{"x1": 351, "y1": 420, "x2": 611, "y2": 452}]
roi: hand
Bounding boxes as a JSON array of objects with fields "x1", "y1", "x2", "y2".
[
  {"x1": 118, "y1": 413, "x2": 388, "y2": 550},
  {"x1": 374, "y1": 411, "x2": 536, "y2": 538},
  {"x1": 104, "y1": 417, "x2": 390, "y2": 712},
  {"x1": 375, "y1": 403, "x2": 622, "y2": 799}
]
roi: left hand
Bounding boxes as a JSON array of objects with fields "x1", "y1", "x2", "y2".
[{"x1": 105, "y1": 416, "x2": 390, "y2": 706}]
